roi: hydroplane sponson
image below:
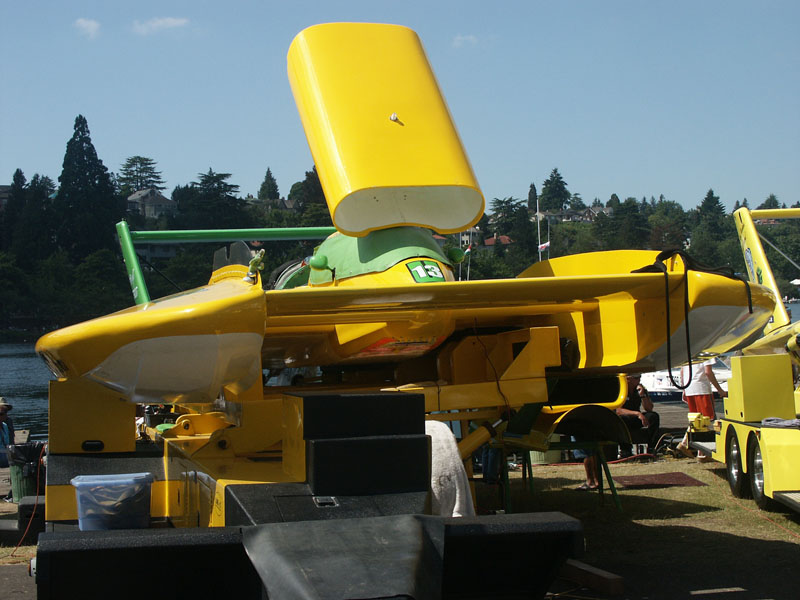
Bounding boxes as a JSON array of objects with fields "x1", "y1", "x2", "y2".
[{"x1": 33, "y1": 23, "x2": 777, "y2": 598}]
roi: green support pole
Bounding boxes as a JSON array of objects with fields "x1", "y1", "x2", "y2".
[
  {"x1": 115, "y1": 222, "x2": 337, "y2": 306},
  {"x1": 116, "y1": 221, "x2": 151, "y2": 305},
  {"x1": 128, "y1": 227, "x2": 336, "y2": 244}
]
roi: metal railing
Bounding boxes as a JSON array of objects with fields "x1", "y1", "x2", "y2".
[{"x1": 116, "y1": 221, "x2": 336, "y2": 305}]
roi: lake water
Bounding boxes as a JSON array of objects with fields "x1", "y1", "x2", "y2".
[
  {"x1": 0, "y1": 343, "x2": 51, "y2": 440},
  {"x1": 3, "y1": 302, "x2": 800, "y2": 441}
]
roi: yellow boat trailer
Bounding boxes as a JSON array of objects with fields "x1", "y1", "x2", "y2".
[{"x1": 696, "y1": 208, "x2": 800, "y2": 512}]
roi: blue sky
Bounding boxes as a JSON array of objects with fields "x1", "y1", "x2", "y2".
[{"x1": 2, "y1": 1, "x2": 798, "y2": 212}]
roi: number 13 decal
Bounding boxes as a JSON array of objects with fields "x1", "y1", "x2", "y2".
[{"x1": 407, "y1": 260, "x2": 445, "y2": 282}]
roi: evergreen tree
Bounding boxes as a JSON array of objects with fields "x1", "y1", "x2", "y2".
[
  {"x1": 527, "y1": 182, "x2": 538, "y2": 212},
  {"x1": 0, "y1": 252, "x2": 29, "y2": 325},
  {"x1": 648, "y1": 200, "x2": 687, "y2": 250},
  {"x1": 54, "y1": 115, "x2": 119, "y2": 259},
  {"x1": 2, "y1": 169, "x2": 27, "y2": 251},
  {"x1": 639, "y1": 196, "x2": 653, "y2": 218},
  {"x1": 757, "y1": 194, "x2": 780, "y2": 210},
  {"x1": 539, "y1": 168, "x2": 570, "y2": 212},
  {"x1": 593, "y1": 197, "x2": 649, "y2": 249},
  {"x1": 174, "y1": 169, "x2": 251, "y2": 229},
  {"x1": 688, "y1": 189, "x2": 729, "y2": 265},
  {"x1": 697, "y1": 189, "x2": 727, "y2": 238},
  {"x1": 507, "y1": 202, "x2": 537, "y2": 269},
  {"x1": 258, "y1": 167, "x2": 280, "y2": 203},
  {"x1": 570, "y1": 193, "x2": 586, "y2": 211},
  {"x1": 606, "y1": 194, "x2": 621, "y2": 210},
  {"x1": 13, "y1": 174, "x2": 56, "y2": 266},
  {"x1": 117, "y1": 156, "x2": 165, "y2": 198}
]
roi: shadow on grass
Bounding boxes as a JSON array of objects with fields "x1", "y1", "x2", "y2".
[
  {"x1": 581, "y1": 522, "x2": 799, "y2": 599},
  {"x1": 475, "y1": 476, "x2": 799, "y2": 599},
  {"x1": 475, "y1": 477, "x2": 721, "y2": 521},
  {"x1": 706, "y1": 463, "x2": 800, "y2": 523}
]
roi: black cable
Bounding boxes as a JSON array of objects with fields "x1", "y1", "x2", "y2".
[
  {"x1": 472, "y1": 319, "x2": 511, "y2": 415},
  {"x1": 633, "y1": 252, "x2": 692, "y2": 390},
  {"x1": 137, "y1": 253, "x2": 183, "y2": 294},
  {"x1": 633, "y1": 250, "x2": 753, "y2": 391}
]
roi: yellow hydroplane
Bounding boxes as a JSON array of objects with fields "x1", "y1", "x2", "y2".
[{"x1": 32, "y1": 23, "x2": 779, "y2": 597}]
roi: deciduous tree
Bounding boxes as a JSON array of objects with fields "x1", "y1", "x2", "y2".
[
  {"x1": 287, "y1": 166, "x2": 325, "y2": 212},
  {"x1": 489, "y1": 197, "x2": 522, "y2": 236}
]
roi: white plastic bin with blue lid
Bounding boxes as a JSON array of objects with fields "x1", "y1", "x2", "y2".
[{"x1": 70, "y1": 472, "x2": 154, "y2": 531}]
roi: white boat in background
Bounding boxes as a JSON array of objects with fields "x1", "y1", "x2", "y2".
[{"x1": 639, "y1": 356, "x2": 732, "y2": 401}]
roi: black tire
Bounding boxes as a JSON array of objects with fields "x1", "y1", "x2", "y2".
[
  {"x1": 748, "y1": 436, "x2": 773, "y2": 510},
  {"x1": 725, "y1": 430, "x2": 750, "y2": 498}
]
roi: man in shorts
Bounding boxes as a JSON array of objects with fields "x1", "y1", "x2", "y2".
[{"x1": 677, "y1": 359, "x2": 727, "y2": 461}]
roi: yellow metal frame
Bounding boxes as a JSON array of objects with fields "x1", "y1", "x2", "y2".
[
  {"x1": 48, "y1": 378, "x2": 136, "y2": 454},
  {"x1": 714, "y1": 354, "x2": 800, "y2": 500}
]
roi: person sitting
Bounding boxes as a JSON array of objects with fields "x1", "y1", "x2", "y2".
[
  {"x1": 572, "y1": 442, "x2": 599, "y2": 491},
  {"x1": 616, "y1": 375, "x2": 660, "y2": 457}
]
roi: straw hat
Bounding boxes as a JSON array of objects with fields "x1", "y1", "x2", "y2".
[{"x1": 0, "y1": 397, "x2": 12, "y2": 411}]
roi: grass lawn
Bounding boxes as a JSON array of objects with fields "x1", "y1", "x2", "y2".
[{"x1": 475, "y1": 454, "x2": 800, "y2": 598}]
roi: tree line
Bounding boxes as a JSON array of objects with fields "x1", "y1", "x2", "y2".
[
  {"x1": 466, "y1": 169, "x2": 800, "y2": 291},
  {"x1": 1, "y1": 116, "x2": 797, "y2": 338}
]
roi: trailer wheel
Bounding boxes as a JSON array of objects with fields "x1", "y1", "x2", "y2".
[
  {"x1": 748, "y1": 437, "x2": 773, "y2": 510},
  {"x1": 725, "y1": 430, "x2": 750, "y2": 498}
]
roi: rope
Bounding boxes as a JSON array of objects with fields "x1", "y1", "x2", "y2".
[{"x1": 10, "y1": 442, "x2": 47, "y2": 555}]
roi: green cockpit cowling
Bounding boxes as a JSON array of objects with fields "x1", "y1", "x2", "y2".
[{"x1": 275, "y1": 226, "x2": 466, "y2": 289}]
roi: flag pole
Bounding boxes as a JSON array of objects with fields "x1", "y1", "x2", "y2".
[{"x1": 536, "y1": 195, "x2": 542, "y2": 262}]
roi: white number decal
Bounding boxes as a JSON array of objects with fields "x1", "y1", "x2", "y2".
[
  {"x1": 424, "y1": 264, "x2": 443, "y2": 278},
  {"x1": 411, "y1": 265, "x2": 428, "y2": 279}
]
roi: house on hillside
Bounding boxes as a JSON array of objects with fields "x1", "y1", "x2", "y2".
[
  {"x1": 432, "y1": 234, "x2": 448, "y2": 247},
  {"x1": 459, "y1": 227, "x2": 481, "y2": 248},
  {"x1": 479, "y1": 233, "x2": 514, "y2": 253},
  {"x1": 535, "y1": 206, "x2": 612, "y2": 224},
  {"x1": 588, "y1": 206, "x2": 613, "y2": 220},
  {"x1": 127, "y1": 188, "x2": 176, "y2": 218}
]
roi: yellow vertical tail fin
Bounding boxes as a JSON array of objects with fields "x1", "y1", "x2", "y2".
[
  {"x1": 287, "y1": 23, "x2": 484, "y2": 237},
  {"x1": 734, "y1": 207, "x2": 797, "y2": 333}
]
